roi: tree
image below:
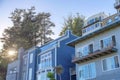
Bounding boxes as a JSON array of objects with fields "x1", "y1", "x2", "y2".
[
  {"x1": 0, "y1": 53, "x2": 9, "y2": 80},
  {"x1": 0, "y1": 7, "x2": 55, "y2": 80},
  {"x1": 1, "y1": 7, "x2": 55, "y2": 56},
  {"x1": 47, "y1": 72, "x2": 55, "y2": 80},
  {"x1": 59, "y1": 13, "x2": 84, "y2": 36},
  {"x1": 54, "y1": 65, "x2": 63, "y2": 80}
]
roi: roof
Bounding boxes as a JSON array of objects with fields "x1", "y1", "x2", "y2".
[
  {"x1": 67, "y1": 18, "x2": 120, "y2": 47},
  {"x1": 39, "y1": 30, "x2": 73, "y2": 52}
]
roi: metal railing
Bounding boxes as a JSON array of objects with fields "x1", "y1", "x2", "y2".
[{"x1": 72, "y1": 43, "x2": 117, "y2": 60}]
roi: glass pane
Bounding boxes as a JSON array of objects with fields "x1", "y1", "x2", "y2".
[
  {"x1": 114, "y1": 56, "x2": 119, "y2": 68},
  {"x1": 103, "y1": 56, "x2": 120, "y2": 71},
  {"x1": 79, "y1": 63, "x2": 96, "y2": 79},
  {"x1": 90, "y1": 63, "x2": 96, "y2": 78},
  {"x1": 103, "y1": 59, "x2": 107, "y2": 71},
  {"x1": 83, "y1": 46, "x2": 89, "y2": 56},
  {"x1": 103, "y1": 37, "x2": 112, "y2": 48}
]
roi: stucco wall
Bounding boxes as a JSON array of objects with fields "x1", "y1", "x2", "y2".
[{"x1": 75, "y1": 25, "x2": 120, "y2": 80}]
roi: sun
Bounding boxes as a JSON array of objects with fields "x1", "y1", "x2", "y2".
[{"x1": 8, "y1": 50, "x2": 16, "y2": 56}]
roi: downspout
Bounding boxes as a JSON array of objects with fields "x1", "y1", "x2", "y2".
[
  {"x1": 26, "y1": 53, "x2": 29, "y2": 80},
  {"x1": 54, "y1": 42, "x2": 58, "y2": 80}
]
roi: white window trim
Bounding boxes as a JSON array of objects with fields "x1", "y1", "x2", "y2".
[
  {"x1": 30, "y1": 53, "x2": 33, "y2": 64},
  {"x1": 38, "y1": 51, "x2": 52, "y2": 70},
  {"x1": 101, "y1": 55, "x2": 120, "y2": 72},
  {"x1": 28, "y1": 68, "x2": 32, "y2": 80}
]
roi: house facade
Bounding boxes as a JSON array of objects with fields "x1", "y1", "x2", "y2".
[
  {"x1": 36, "y1": 30, "x2": 77, "y2": 80},
  {"x1": 68, "y1": 1, "x2": 120, "y2": 80},
  {"x1": 6, "y1": 30, "x2": 77, "y2": 80},
  {"x1": 6, "y1": 47, "x2": 25, "y2": 80}
]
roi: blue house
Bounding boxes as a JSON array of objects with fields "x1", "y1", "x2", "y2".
[
  {"x1": 6, "y1": 30, "x2": 77, "y2": 80},
  {"x1": 26, "y1": 47, "x2": 40, "y2": 80},
  {"x1": 36, "y1": 30, "x2": 77, "y2": 80}
]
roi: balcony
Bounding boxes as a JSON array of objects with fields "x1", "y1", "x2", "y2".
[
  {"x1": 114, "y1": 2, "x2": 120, "y2": 9},
  {"x1": 72, "y1": 45, "x2": 118, "y2": 64},
  {"x1": 84, "y1": 18, "x2": 100, "y2": 28}
]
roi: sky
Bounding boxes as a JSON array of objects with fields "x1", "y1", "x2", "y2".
[{"x1": 0, "y1": 0, "x2": 117, "y2": 48}]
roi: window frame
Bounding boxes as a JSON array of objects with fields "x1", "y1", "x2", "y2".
[
  {"x1": 30, "y1": 53, "x2": 33, "y2": 64},
  {"x1": 39, "y1": 51, "x2": 52, "y2": 69},
  {"x1": 78, "y1": 62, "x2": 96, "y2": 80},
  {"x1": 77, "y1": 42, "x2": 94, "y2": 57},
  {"x1": 101, "y1": 55, "x2": 120, "y2": 72},
  {"x1": 99, "y1": 35, "x2": 116, "y2": 49},
  {"x1": 28, "y1": 68, "x2": 32, "y2": 80}
]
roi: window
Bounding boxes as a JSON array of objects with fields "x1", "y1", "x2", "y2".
[
  {"x1": 100, "y1": 35, "x2": 116, "y2": 49},
  {"x1": 39, "y1": 51, "x2": 52, "y2": 69},
  {"x1": 24, "y1": 57, "x2": 27, "y2": 65},
  {"x1": 99, "y1": 16, "x2": 102, "y2": 21},
  {"x1": 38, "y1": 72, "x2": 48, "y2": 80},
  {"x1": 87, "y1": 18, "x2": 96, "y2": 25},
  {"x1": 107, "y1": 19, "x2": 112, "y2": 24},
  {"x1": 9, "y1": 67, "x2": 17, "y2": 74},
  {"x1": 102, "y1": 56, "x2": 120, "y2": 71},
  {"x1": 13, "y1": 68, "x2": 17, "y2": 73},
  {"x1": 82, "y1": 29, "x2": 86, "y2": 33},
  {"x1": 79, "y1": 44, "x2": 93, "y2": 57},
  {"x1": 79, "y1": 62, "x2": 96, "y2": 80},
  {"x1": 30, "y1": 53, "x2": 33, "y2": 64},
  {"x1": 29, "y1": 68, "x2": 32, "y2": 80},
  {"x1": 114, "y1": 16, "x2": 119, "y2": 20},
  {"x1": 10, "y1": 70, "x2": 13, "y2": 74},
  {"x1": 95, "y1": 23, "x2": 99, "y2": 28},
  {"x1": 83, "y1": 22, "x2": 101, "y2": 34}
]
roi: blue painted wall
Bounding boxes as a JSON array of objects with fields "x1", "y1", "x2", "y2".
[
  {"x1": 56, "y1": 32, "x2": 76, "y2": 80},
  {"x1": 36, "y1": 30, "x2": 77, "y2": 80},
  {"x1": 27, "y1": 47, "x2": 40, "y2": 80}
]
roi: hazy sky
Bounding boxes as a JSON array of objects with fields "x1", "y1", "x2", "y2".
[{"x1": 0, "y1": 0, "x2": 116, "y2": 39}]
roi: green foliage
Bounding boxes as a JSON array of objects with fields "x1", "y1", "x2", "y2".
[
  {"x1": 59, "y1": 13, "x2": 84, "y2": 36},
  {"x1": 0, "y1": 54, "x2": 8, "y2": 80},
  {"x1": 1, "y1": 6, "x2": 55, "y2": 58},
  {"x1": 0, "y1": 6, "x2": 55, "y2": 80},
  {"x1": 0, "y1": 76, "x2": 4, "y2": 80},
  {"x1": 47, "y1": 72, "x2": 55, "y2": 80}
]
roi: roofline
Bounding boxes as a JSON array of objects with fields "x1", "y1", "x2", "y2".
[{"x1": 67, "y1": 19, "x2": 120, "y2": 47}]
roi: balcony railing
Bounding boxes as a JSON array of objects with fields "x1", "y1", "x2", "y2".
[
  {"x1": 72, "y1": 44, "x2": 118, "y2": 63},
  {"x1": 84, "y1": 19, "x2": 100, "y2": 28},
  {"x1": 114, "y1": 2, "x2": 120, "y2": 9}
]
